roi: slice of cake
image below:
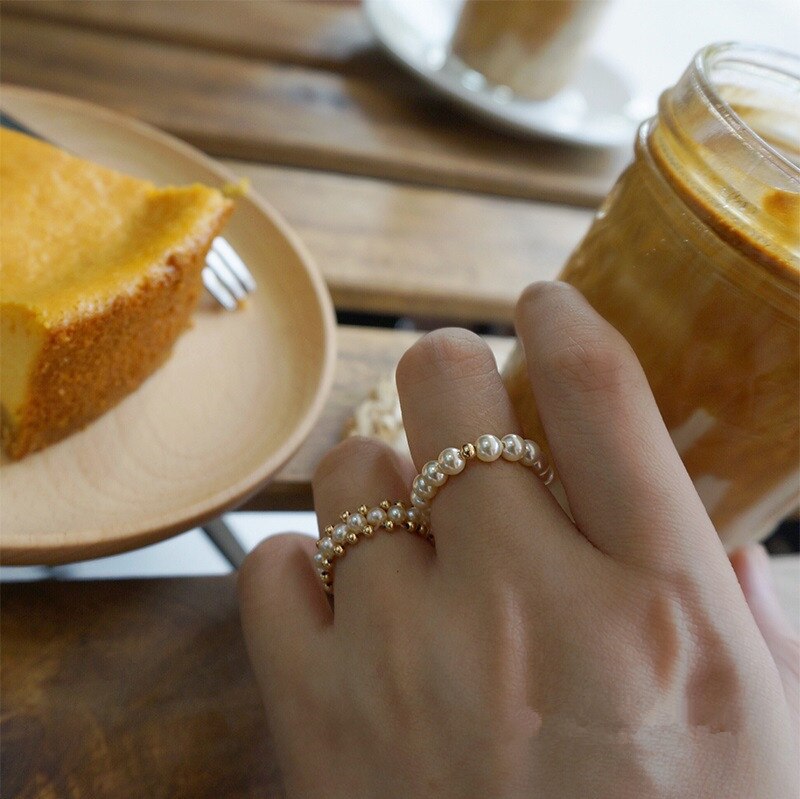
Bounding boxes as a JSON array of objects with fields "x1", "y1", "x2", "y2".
[{"x1": 0, "y1": 130, "x2": 234, "y2": 459}]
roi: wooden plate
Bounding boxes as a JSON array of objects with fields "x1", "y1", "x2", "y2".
[{"x1": 0, "y1": 86, "x2": 337, "y2": 565}]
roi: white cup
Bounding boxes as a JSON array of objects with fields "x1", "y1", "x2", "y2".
[{"x1": 450, "y1": 0, "x2": 609, "y2": 100}]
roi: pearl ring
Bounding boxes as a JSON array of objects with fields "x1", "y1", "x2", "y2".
[{"x1": 316, "y1": 434, "x2": 552, "y2": 596}]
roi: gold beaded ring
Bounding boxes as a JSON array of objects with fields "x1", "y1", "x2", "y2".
[
  {"x1": 315, "y1": 436, "x2": 552, "y2": 596},
  {"x1": 314, "y1": 500, "x2": 432, "y2": 595}
]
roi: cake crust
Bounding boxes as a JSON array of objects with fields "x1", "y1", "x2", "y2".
[
  {"x1": 1, "y1": 210, "x2": 231, "y2": 459},
  {"x1": 0, "y1": 130, "x2": 234, "y2": 459}
]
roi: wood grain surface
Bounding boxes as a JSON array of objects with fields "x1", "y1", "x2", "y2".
[
  {"x1": 248, "y1": 326, "x2": 515, "y2": 509},
  {"x1": 3, "y1": 0, "x2": 372, "y2": 72},
  {"x1": 0, "y1": 15, "x2": 629, "y2": 206},
  {"x1": 0, "y1": 577, "x2": 282, "y2": 799},
  {"x1": 2, "y1": 5, "x2": 797, "y2": 798},
  {"x1": 225, "y1": 160, "x2": 593, "y2": 322}
]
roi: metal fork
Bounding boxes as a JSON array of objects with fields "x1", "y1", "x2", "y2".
[
  {"x1": 0, "y1": 111, "x2": 256, "y2": 310},
  {"x1": 203, "y1": 236, "x2": 257, "y2": 310}
]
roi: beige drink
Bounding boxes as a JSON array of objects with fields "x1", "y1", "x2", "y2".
[
  {"x1": 451, "y1": 0, "x2": 608, "y2": 100},
  {"x1": 503, "y1": 44, "x2": 800, "y2": 549}
]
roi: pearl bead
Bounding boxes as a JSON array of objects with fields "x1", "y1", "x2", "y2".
[
  {"x1": 522, "y1": 439, "x2": 540, "y2": 467},
  {"x1": 422, "y1": 460, "x2": 447, "y2": 487},
  {"x1": 313, "y1": 552, "x2": 327, "y2": 569},
  {"x1": 332, "y1": 523, "x2": 349, "y2": 543},
  {"x1": 406, "y1": 507, "x2": 421, "y2": 525},
  {"x1": 475, "y1": 434, "x2": 502, "y2": 462},
  {"x1": 501, "y1": 434, "x2": 525, "y2": 461},
  {"x1": 347, "y1": 513, "x2": 365, "y2": 532},
  {"x1": 319, "y1": 538, "x2": 336, "y2": 558},
  {"x1": 413, "y1": 476, "x2": 436, "y2": 499},
  {"x1": 387, "y1": 504, "x2": 406, "y2": 523},
  {"x1": 438, "y1": 447, "x2": 466, "y2": 475},
  {"x1": 411, "y1": 493, "x2": 430, "y2": 509},
  {"x1": 366, "y1": 507, "x2": 386, "y2": 527}
]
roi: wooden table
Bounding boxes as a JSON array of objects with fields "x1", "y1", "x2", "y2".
[{"x1": 1, "y1": 3, "x2": 797, "y2": 797}]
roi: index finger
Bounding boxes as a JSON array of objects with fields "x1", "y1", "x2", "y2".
[{"x1": 514, "y1": 281, "x2": 728, "y2": 574}]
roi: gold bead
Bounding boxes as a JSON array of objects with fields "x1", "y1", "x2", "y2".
[
  {"x1": 346, "y1": 532, "x2": 358, "y2": 544},
  {"x1": 320, "y1": 559, "x2": 330, "y2": 569},
  {"x1": 323, "y1": 583, "x2": 333, "y2": 594},
  {"x1": 461, "y1": 443, "x2": 476, "y2": 459},
  {"x1": 384, "y1": 520, "x2": 394, "y2": 531},
  {"x1": 358, "y1": 504, "x2": 368, "y2": 515},
  {"x1": 403, "y1": 520, "x2": 413, "y2": 530},
  {"x1": 363, "y1": 524, "x2": 374, "y2": 537},
  {"x1": 333, "y1": 545, "x2": 345, "y2": 556},
  {"x1": 315, "y1": 539, "x2": 323, "y2": 550},
  {"x1": 324, "y1": 524, "x2": 334, "y2": 535},
  {"x1": 380, "y1": 499, "x2": 391, "y2": 510},
  {"x1": 340, "y1": 510, "x2": 350, "y2": 521}
]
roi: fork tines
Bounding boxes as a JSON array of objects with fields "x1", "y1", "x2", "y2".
[{"x1": 202, "y1": 237, "x2": 256, "y2": 310}]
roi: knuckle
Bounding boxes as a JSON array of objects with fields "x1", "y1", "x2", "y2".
[
  {"x1": 517, "y1": 280, "x2": 644, "y2": 398},
  {"x1": 517, "y1": 279, "x2": 560, "y2": 311},
  {"x1": 516, "y1": 280, "x2": 575, "y2": 326},
  {"x1": 238, "y1": 534, "x2": 299, "y2": 603},
  {"x1": 397, "y1": 328, "x2": 496, "y2": 390},
  {"x1": 543, "y1": 326, "x2": 638, "y2": 397},
  {"x1": 313, "y1": 435, "x2": 392, "y2": 486}
]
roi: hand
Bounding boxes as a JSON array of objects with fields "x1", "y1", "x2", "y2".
[{"x1": 239, "y1": 282, "x2": 798, "y2": 798}]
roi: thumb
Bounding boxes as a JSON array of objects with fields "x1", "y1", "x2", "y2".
[{"x1": 731, "y1": 544, "x2": 799, "y2": 728}]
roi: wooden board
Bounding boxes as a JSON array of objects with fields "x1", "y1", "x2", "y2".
[
  {"x1": 247, "y1": 326, "x2": 515, "y2": 510},
  {"x1": 0, "y1": 16, "x2": 629, "y2": 206},
  {"x1": 225, "y1": 160, "x2": 593, "y2": 322},
  {"x1": 3, "y1": 0, "x2": 372, "y2": 72},
  {"x1": 0, "y1": 577, "x2": 281, "y2": 799}
]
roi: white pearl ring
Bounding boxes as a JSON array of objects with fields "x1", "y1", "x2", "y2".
[
  {"x1": 409, "y1": 434, "x2": 554, "y2": 527},
  {"x1": 316, "y1": 434, "x2": 553, "y2": 596}
]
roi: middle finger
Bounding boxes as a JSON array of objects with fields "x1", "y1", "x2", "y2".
[{"x1": 396, "y1": 328, "x2": 585, "y2": 575}]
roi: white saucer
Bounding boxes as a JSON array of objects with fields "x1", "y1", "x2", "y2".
[{"x1": 364, "y1": 0, "x2": 639, "y2": 149}]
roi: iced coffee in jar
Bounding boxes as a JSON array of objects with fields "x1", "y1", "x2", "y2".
[{"x1": 504, "y1": 43, "x2": 800, "y2": 549}]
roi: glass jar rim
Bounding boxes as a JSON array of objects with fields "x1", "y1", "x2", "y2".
[{"x1": 692, "y1": 42, "x2": 800, "y2": 183}]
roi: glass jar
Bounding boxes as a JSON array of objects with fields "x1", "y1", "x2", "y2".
[{"x1": 503, "y1": 43, "x2": 800, "y2": 550}]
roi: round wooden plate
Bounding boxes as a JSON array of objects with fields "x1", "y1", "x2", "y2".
[{"x1": 0, "y1": 86, "x2": 337, "y2": 565}]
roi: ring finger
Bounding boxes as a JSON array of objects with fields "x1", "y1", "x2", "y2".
[{"x1": 312, "y1": 436, "x2": 434, "y2": 624}]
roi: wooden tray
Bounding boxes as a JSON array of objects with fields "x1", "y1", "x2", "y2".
[{"x1": 0, "y1": 86, "x2": 337, "y2": 565}]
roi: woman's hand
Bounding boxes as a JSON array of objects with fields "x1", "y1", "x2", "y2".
[{"x1": 239, "y1": 282, "x2": 798, "y2": 798}]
